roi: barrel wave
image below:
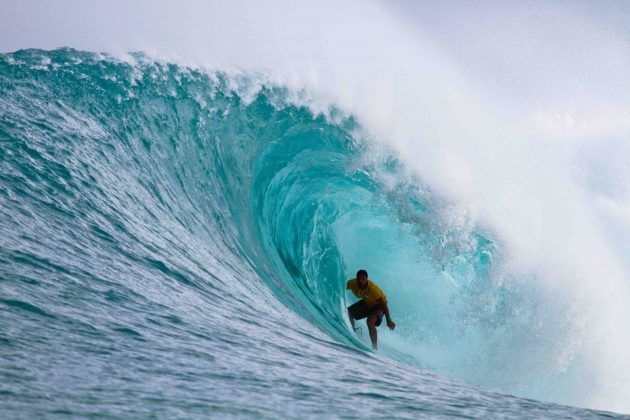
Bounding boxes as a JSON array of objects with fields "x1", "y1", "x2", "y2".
[{"x1": 0, "y1": 49, "x2": 625, "y2": 417}]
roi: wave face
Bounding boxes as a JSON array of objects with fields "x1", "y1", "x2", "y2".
[{"x1": 0, "y1": 49, "x2": 625, "y2": 417}]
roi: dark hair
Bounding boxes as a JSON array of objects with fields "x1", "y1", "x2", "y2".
[{"x1": 356, "y1": 269, "x2": 368, "y2": 278}]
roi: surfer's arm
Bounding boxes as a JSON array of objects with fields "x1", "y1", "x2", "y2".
[
  {"x1": 380, "y1": 300, "x2": 392, "y2": 322},
  {"x1": 379, "y1": 299, "x2": 395, "y2": 330}
]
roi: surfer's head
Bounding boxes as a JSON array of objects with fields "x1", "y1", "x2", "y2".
[{"x1": 356, "y1": 269, "x2": 368, "y2": 289}]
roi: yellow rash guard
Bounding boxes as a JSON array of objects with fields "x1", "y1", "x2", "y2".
[{"x1": 346, "y1": 278, "x2": 387, "y2": 308}]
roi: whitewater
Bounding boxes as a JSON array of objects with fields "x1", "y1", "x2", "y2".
[{"x1": 2, "y1": 1, "x2": 630, "y2": 418}]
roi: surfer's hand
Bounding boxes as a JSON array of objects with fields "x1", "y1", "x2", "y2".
[{"x1": 387, "y1": 320, "x2": 395, "y2": 330}]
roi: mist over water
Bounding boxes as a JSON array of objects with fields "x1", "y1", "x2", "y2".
[{"x1": 2, "y1": 0, "x2": 630, "y2": 415}]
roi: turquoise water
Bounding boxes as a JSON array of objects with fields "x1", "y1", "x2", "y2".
[{"x1": 0, "y1": 49, "x2": 624, "y2": 418}]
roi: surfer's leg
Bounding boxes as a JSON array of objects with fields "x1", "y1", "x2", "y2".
[
  {"x1": 348, "y1": 301, "x2": 368, "y2": 332},
  {"x1": 367, "y1": 314, "x2": 378, "y2": 350},
  {"x1": 348, "y1": 308, "x2": 356, "y2": 330}
]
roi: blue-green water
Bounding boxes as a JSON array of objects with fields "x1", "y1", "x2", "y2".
[{"x1": 0, "y1": 49, "x2": 625, "y2": 418}]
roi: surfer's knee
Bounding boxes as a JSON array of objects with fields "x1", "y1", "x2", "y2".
[{"x1": 367, "y1": 315, "x2": 377, "y2": 328}]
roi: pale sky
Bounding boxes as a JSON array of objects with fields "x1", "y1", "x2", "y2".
[{"x1": 1, "y1": 0, "x2": 629, "y2": 111}]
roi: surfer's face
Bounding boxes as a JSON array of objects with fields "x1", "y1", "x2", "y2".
[{"x1": 357, "y1": 273, "x2": 368, "y2": 289}]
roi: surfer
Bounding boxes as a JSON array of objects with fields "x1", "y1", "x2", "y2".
[{"x1": 347, "y1": 269, "x2": 395, "y2": 350}]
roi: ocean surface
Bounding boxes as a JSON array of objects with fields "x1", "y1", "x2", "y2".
[{"x1": 0, "y1": 49, "x2": 627, "y2": 418}]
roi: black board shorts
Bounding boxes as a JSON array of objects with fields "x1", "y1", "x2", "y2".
[{"x1": 348, "y1": 300, "x2": 384, "y2": 326}]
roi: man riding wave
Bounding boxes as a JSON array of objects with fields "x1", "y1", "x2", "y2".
[{"x1": 347, "y1": 269, "x2": 395, "y2": 350}]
